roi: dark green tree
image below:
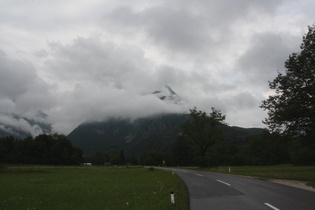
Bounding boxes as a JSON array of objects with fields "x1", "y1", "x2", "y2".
[
  {"x1": 110, "y1": 150, "x2": 120, "y2": 165},
  {"x1": 172, "y1": 134, "x2": 195, "y2": 166},
  {"x1": 118, "y1": 150, "x2": 126, "y2": 165},
  {"x1": 70, "y1": 147, "x2": 84, "y2": 165},
  {"x1": 261, "y1": 25, "x2": 315, "y2": 141},
  {"x1": 88, "y1": 152, "x2": 109, "y2": 165},
  {"x1": 17, "y1": 136, "x2": 34, "y2": 164},
  {"x1": 181, "y1": 107, "x2": 226, "y2": 167},
  {"x1": 140, "y1": 151, "x2": 169, "y2": 166},
  {"x1": 239, "y1": 131, "x2": 290, "y2": 165},
  {"x1": 0, "y1": 136, "x2": 16, "y2": 163},
  {"x1": 0, "y1": 134, "x2": 83, "y2": 165}
]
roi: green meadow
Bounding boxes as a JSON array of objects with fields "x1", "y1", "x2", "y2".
[
  {"x1": 208, "y1": 165, "x2": 315, "y2": 188},
  {"x1": 0, "y1": 166, "x2": 189, "y2": 210}
]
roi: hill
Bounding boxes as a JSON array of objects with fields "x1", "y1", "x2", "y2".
[
  {"x1": 0, "y1": 112, "x2": 52, "y2": 139},
  {"x1": 67, "y1": 113, "x2": 264, "y2": 157}
]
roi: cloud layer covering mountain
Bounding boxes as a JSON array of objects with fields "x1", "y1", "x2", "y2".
[{"x1": 0, "y1": 0, "x2": 314, "y2": 134}]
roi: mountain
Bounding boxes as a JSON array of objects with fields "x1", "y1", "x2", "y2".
[
  {"x1": 0, "y1": 112, "x2": 52, "y2": 139},
  {"x1": 67, "y1": 113, "x2": 264, "y2": 157},
  {"x1": 68, "y1": 114, "x2": 188, "y2": 156},
  {"x1": 153, "y1": 85, "x2": 186, "y2": 104}
]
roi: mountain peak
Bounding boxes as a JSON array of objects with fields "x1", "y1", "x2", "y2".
[
  {"x1": 164, "y1": 85, "x2": 176, "y2": 95},
  {"x1": 152, "y1": 85, "x2": 186, "y2": 104}
]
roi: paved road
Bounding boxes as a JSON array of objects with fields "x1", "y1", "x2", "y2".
[{"x1": 169, "y1": 168, "x2": 315, "y2": 210}]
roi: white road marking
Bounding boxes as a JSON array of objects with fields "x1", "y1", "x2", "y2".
[
  {"x1": 264, "y1": 203, "x2": 280, "y2": 210},
  {"x1": 195, "y1": 173, "x2": 204, "y2": 177},
  {"x1": 216, "y1": 179, "x2": 231, "y2": 186}
]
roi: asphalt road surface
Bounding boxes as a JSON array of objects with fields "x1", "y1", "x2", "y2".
[{"x1": 169, "y1": 168, "x2": 315, "y2": 210}]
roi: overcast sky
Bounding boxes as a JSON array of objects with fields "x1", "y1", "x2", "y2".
[{"x1": 0, "y1": 0, "x2": 314, "y2": 134}]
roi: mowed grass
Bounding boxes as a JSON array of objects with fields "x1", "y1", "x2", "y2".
[
  {"x1": 0, "y1": 166, "x2": 189, "y2": 210},
  {"x1": 208, "y1": 165, "x2": 315, "y2": 188}
]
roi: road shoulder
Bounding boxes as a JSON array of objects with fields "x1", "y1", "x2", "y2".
[{"x1": 269, "y1": 179, "x2": 315, "y2": 192}]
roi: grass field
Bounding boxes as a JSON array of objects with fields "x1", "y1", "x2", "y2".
[
  {"x1": 0, "y1": 166, "x2": 189, "y2": 210},
  {"x1": 208, "y1": 165, "x2": 315, "y2": 188}
]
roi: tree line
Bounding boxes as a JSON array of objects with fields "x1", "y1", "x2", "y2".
[
  {"x1": 172, "y1": 128, "x2": 315, "y2": 166},
  {"x1": 85, "y1": 150, "x2": 126, "y2": 165},
  {"x1": 0, "y1": 134, "x2": 84, "y2": 165},
  {"x1": 0, "y1": 132, "x2": 132, "y2": 166},
  {"x1": 0, "y1": 125, "x2": 313, "y2": 167}
]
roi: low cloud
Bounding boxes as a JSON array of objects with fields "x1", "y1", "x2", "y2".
[
  {"x1": 0, "y1": 50, "x2": 54, "y2": 114},
  {"x1": 0, "y1": 113, "x2": 45, "y2": 138}
]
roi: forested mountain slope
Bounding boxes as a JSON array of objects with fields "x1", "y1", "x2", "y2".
[{"x1": 68, "y1": 114, "x2": 264, "y2": 156}]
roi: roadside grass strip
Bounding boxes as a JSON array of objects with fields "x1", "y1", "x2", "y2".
[
  {"x1": 208, "y1": 165, "x2": 315, "y2": 188},
  {"x1": 0, "y1": 166, "x2": 189, "y2": 210}
]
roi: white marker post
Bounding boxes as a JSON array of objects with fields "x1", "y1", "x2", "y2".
[
  {"x1": 229, "y1": 167, "x2": 231, "y2": 173},
  {"x1": 170, "y1": 192, "x2": 175, "y2": 204}
]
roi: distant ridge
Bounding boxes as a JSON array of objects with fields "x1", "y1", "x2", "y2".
[
  {"x1": 67, "y1": 113, "x2": 264, "y2": 156},
  {"x1": 0, "y1": 112, "x2": 52, "y2": 138}
]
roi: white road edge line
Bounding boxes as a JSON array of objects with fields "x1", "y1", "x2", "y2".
[
  {"x1": 216, "y1": 179, "x2": 231, "y2": 186},
  {"x1": 264, "y1": 203, "x2": 280, "y2": 210},
  {"x1": 195, "y1": 173, "x2": 204, "y2": 177}
]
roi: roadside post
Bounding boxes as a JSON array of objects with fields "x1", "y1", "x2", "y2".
[{"x1": 170, "y1": 192, "x2": 175, "y2": 204}]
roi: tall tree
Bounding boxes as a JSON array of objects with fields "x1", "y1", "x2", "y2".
[
  {"x1": 110, "y1": 150, "x2": 120, "y2": 165},
  {"x1": 172, "y1": 134, "x2": 195, "y2": 166},
  {"x1": 181, "y1": 107, "x2": 226, "y2": 167},
  {"x1": 119, "y1": 150, "x2": 126, "y2": 165},
  {"x1": 261, "y1": 25, "x2": 315, "y2": 141}
]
